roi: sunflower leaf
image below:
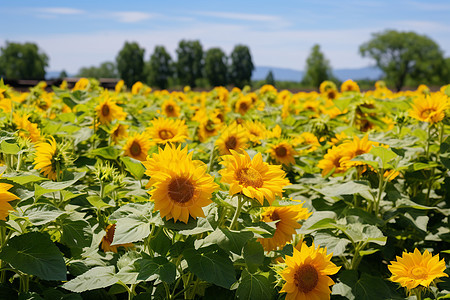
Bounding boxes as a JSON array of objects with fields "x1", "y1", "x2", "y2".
[{"x1": 236, "y1": 269, "x2": 273, "y2": 300}]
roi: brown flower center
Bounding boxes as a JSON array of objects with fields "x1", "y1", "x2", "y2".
[
  {"x1": 275, "y1": 145, "x2": 287, "y2": 157},
  {"x1": 240, "y1": 102, "x2": 249, "y2": 111},
  {"x1": 159, "y1": 129, "x2": 175, "y2": 140},
  {"x1": 354, "y1": 149, "x2": 366, "y2": 156},
  {"x1": 105, "y1": 224, "x2": 116, "y2": 244},
  {"x1": 236, "y1": 167, "x2": 263, "y2": 188},
  {"x1": 225, "y1": 136, "x2": 237, "y2": 150},
  {"x1": 166, "y1": 105, "x2": 174, "y2": 113},
  {"x1": 271, "y1": 210, "x2": 280, "y2": 221},
  {"x1": 327, "y1": 90, "x2": 337, "y2": 100},
  {"x1": 130, "y1": 141, "x2": 141, "y2": 157},
  {"x1": 102, "y1": 104, "x2": 110, "y2": 117},
  {"x1": 420, "y1": 108, "x2": 434, "y2": 119},
  {"x1": 410, "y1": 266, "x2": 427, "y2": 279},
  {"x1": 205, "y1": 120, "x2": 216, "y2": 133},
  {"x1": 168, "y1": 177, "x2": 195, "y2": 204},
  {"x1": 294, "y1": 264, "x2": 319, "y2": 293}
]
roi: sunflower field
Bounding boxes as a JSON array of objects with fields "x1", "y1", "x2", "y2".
[{"x1": 0, "y1": 77, "x2": 449, "y2": 300}]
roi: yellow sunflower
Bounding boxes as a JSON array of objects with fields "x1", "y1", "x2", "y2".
[
  {"x1": 219, "y1": 150, "x2": 290, "y2": 205},
  {"x1": 388, "y1": 248, "x2": 448, "y2": 291},
  {"x1": 257, "y1": 203, "x2": 311, "y2": 251},
  {"x1": 268, "y1": 141, "x2": 297, "y2": 166},
  {"x1": 72, "y1": 78, "x2": 89, "y2": 91},
  {"x1": 123, "y1": 132, "x2": 152, "y2": 161},
  {"x1": 0, "y1": 180, "x2": 19, "y2": 220},
  {"x1": 33, "y1": 137, "x2": 60, "y2": 180},
  {"x1": 409, "y1": 93, "x2": 449, "y2": 123},
  {"x1": 341, "y1": 135, "x2": 386, "y2": 169},
  {"x1": 319, "y1": 81, "x2": 337, "y2": 94},
  {"x1": 115, "y1": 80, "x2": 125, "y2": 93},
  {"x1": 95, "y1": 93, "x2": 127, "y2": 124},
  {"x1": 198, "y1": 117, "x2": 223, "y2": 142},
  {"x1": 244, "y1": 120, "x2": 267, "y2": 145},
  {"x1": 340, "y1": 79, "x2": 360, "y2": 93},
  {"x1": 235, "y1": 96, "x2": 253, "y2": 115},
  {"x1": 162, "y1": 98, "x2": 181, "y2": 118},
  {"x1": 215, "y1": 123, "x2": 249, "y2": 155},
  {"x1": 100, "y1": 224, "x2": 133, "y2": 253},
  {"x1": 317, "y1": 145, "x2": 353, "y2": 177},
  {"x1": 278, "y1": 242, "x2": 340, "y2": 300},
  {"x1": 146, "y1": 118, "x2": 188, "y2": 145},
  {"x1": 13, "y1": 112, "x2": 41, "y2": 143},
  {"x1": 110, "y1": 123, "x2": 128, "y2": 144},
  {"x1": 145, "y1": 146, "x2": 218, "y2": 223}
]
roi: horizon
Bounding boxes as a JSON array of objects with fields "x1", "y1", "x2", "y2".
[{"x1": 1, "y1": 0, "x2": 450, "y2": 74}]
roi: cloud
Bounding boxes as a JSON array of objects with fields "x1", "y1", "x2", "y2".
[
  {"x1": 111, "y1": 12, "x2": 156, "y2": 23},
  {"x1": 36, "y1": 7, "x2": 85, "y2": 15}
]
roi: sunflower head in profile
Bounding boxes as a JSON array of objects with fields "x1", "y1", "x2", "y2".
[
  {"x1": 72, "y1": 78, "x2": 89, "y2": 91},
  {"x1": 110, "y1": 123, "x2": 128, "y2": 144},
  {"x1": 100, "y1": 224, "x2": 133, "y2": 253},
  {"x1": 317, "y1": 145, "x2": 353, "y2": 177},
  {"x1": 388, "y1": 248, "x2": 448, "y2": 291},
  {"x1": 268, "y1": 141, "x2": 297, "y2": 166},
  {"x1": 115, "y1": 80, "x2": 125, "y2": 93},
  {"x1": 219, "y1": 150, "x2": 290, "y2": 205},
  {"x1": 340, "y1": 79, "x2": 360, "y2": 93},
  {"x1": 162, "y1": 98, "x2": 181, "y2": 118},
  {"x1": 95, "y1": 93, "x2": 127, "y2": 124},
  {"x1": 244, "y1": 120, "x2": 267, "y2": 145},
  {"x1": 123, "y1": 132, "x2": 152, "y2": 161},
  {"x1": 409, "y1": 92, "x2": 449, "y2": 124},
  {"x1": 257, "y1": 202, "x2": 311, "y2": 252},
  {"x1": 145, "y1": 145, "x2": 218, "y2": 223},
  {"x1": 319, "y1": 80, "x2": 337, "y2": 94},
  {"x1": 278, "y1": 242, "x2": 340, "y2": 300},
  {"x1": 13, "y1": 112, "x2": 41, "y2": 143},
  {"x1": 34, "y1": 136, "x2": 71, "y2": 181},
  {"x1": 215, "y1": 123, "x2": 249, "y2": 155},
  {"x1": 341, "y1": 135, "x2": 385, "y2": 169},
  {"x1": 0, "y1": 177, "x2": 19, "y2": 221},
  {"x1": 235, "y1": 96, "x2": 253, "y2": 115},
  {"x1": 147, "y1": 117, "x2": 188, "y2": 145}
]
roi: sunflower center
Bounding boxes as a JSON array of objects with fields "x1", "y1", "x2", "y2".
[
  {"x1": 130, "y1": 141, "x2": 142, "y2": 156},
  {"x1": 410, "y1": 266, "x2": 428, "y2": 279},
  {"x1": 168, "y1": 177, "x2": 195, "y2": 204},
  {"x1": 420, "y1": 108, "x2": 434, "y2": 118},
  {"x1": 236, "y1": 167, "x2": 263, "y2": 188},
  {"x1": 101, "y1": 104, "x2": 110, "y2": 117},
  {"x1": 105, "y1": 224, "x2": 116, "y2": 244},
  {"x1": 294, "y1": 264, "x2": 319, "y2": 293},
  {"x1": 327, "y1": 90, "x2": 337, "y2": 100},
  {"x1": 275, "y1": 146, "x2": 287, "y2": 157},
  {"x1": 166, "y1": 105, "x2": 174, "y2": 113},
  {"x1": 354, "y1": 149, "x2": 366, "y2": 156},
  {"x1": 240, "y1": 102, "x2": 249, "y2": 111},
  {"x1": 205, "y1": 120, "x2": 216, "y2": 133},
  {"x1": 271, "y1": 210, "x2": 280, "y2": 221},
  {"x1": 225, "y1": 136, "x2": 237, "y2": 150},
  {"x1": 159, "y1": 129, "x2": 175, "y2": 140}
]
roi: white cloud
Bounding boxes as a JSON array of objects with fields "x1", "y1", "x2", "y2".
[
  {"x1": 111, "y1": 12, "x2": 155, "y2": 23},
  {"x1": 37, "y1": 7, "x2": 85, "y2": 15}
]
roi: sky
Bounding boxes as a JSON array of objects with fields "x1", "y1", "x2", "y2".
[{"x1": 1, "y1": 0, "x2": 450, "y2": 74}]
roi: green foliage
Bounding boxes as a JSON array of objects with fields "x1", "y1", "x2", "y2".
[
  {"x1": 360, "y1": 30, "x2": 446, "y2": 91},
  {"x1": 147, "y1": 45, "x2": 173, "y2": 89},
  {"x1": 77, "y1": 61, "x2": 118, "y2": 78},
  {"x1": 229, "y1": 44, "x2": 254, "y2": 88},
  {"x1": 265, "y1": 70, "x2": 275, "y2": 86},
  {"x1": 116, "y1": 41, "x2": 145, "y2": 87},
  {"x1": 301, "y1": 44, "x2": 334, "y2": 88},
  {"x1": 175, "y1": 40, "x2": 204, "y2": 88},
  {"x1": 0, "y1": 41, "x2": 48, "y2": 80},
  {"x1": 204, "y1": 48, "x2": 228, "y2": 87}
]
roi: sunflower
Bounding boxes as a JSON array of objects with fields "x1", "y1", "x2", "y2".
[
  {"x1": 388, "y1": 248, "x2": 448, "y2": 291},
  {"x1": 131, "y1": 81, "x2": 143, "y2": 95},
  {"x1": 198, "y1": 117, "x2": 223, "y2": 142},
  {"x1": 257, "y1": 203, "x2": 311, "y2": 251},
  {"x1": 146, "y1": 118, "x2": 188, "y2": 145},
  {"x1": 110, "y1": 123, "x2": 128, "y2": 144},
  {"x1": 317, "y1": 145, "x2": 353, "y2": 177},
  {"x1": 319, "y1": 81, "x2": 337, "y2": 94},
  {"x1": 145, "y1": 146, "x2": 218, "y2": 223},
  {"x1": 100, "y1": 224, "x2": 133, "y2": 253},
  {"x1": 123, "y1": 132, "x2": 152, "y2": 161},
  {"x1": 409, "y1": 93, "x2": 449, "y2": 123},
  {"x1": 268, "y1": 141, "x2": 297, "y2": 166},
  {"x1": 0, "y1": 180, "x2": 19, "y2": 221},
  {"x1": 95, "y1": 93, "x2": 127, "y2": 124},
  {"x1": 13, "y1": 112, "x2": 41, "y2": 143},
  {"x1": 115, "y1": 80, "x2": 125, "y2": 93},
  {"x1": 215, "y1": 123, "x2": 249, "y2": 155},
  {"x1": 72, "y1": 78, "x2": 89, "y2": 91},
  {"x1": 340, "y1": 79, "x2": 360, "y2": 93},
  {"x1": 244, "y1": 120, "x2": 267, "y2": 145},
  {"x1": 341, "y1": 135, "x2": 386, "y2": 169},
  {"x1": 278, "y1": 242, "x2": 340, "y2": 300},
  {"x1": 162, "y1": 98, "x2": 181, "y2": 118},
  {"x1": 235, "y1": 96, "x2": 253, "y2": 115},
  {"x1": 219, "y1": 150, "x2": 290, "y2": 205},
  {"x1": 33, "y1": 137, "x2": 60, "y2": 180}
]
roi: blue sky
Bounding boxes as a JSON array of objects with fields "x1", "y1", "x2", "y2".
[{"x1": 1, "y1": 0, "x2": 449, "y2": 73}]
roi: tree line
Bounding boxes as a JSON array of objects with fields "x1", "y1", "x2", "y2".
[{"x1": 1, "y1": 30, "x2": 449, "y2": 91}]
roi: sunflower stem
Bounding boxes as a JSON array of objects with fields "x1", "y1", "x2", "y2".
[
  {"x1": 414, "y1": 288, "x2": 422, "y2": 300},
  {"x1": 374, "y1": 169, "x2": 385, "y2": 217},
  {"x1": 206, "y1": 143, "x2": 216, "y2": 173},
  {"x1": 425, "y1": 124, "x2": 432, "y2": 159},
  {"x1": 230, "y1": 195, "x2": 244, "y2": 230}
]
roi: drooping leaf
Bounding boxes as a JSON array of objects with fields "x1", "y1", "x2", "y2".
[
  {"x1": 136, "y1": 256, "x2": 176, "y2": 284},
  {"x1": 236, "y1": 269, "x2": 273, "y2": 300},
  {"x1": 63, "y1": 266, "x2": 117, "y2": 293}
]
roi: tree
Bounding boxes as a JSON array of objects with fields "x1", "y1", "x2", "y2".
[
  {"x1": 116, "y1": 41, "x2": 145, "y2": 87},
  {"x1": 265, "y1": 70, "x2": 275, "y2": 86},
  {"x1": 360, "y1": 30, "x2": 446, "y2": 91},
  {"x1": 229, "y1": 45, "x2": 254, "y2": 88},
  {"x1": 0, "y1": 41, "x2": 49, "y2": 80},
  {"x1": 59, "y1": 70, "x2": 68, "y2": 78},
  {"x1": 175, "y1": 40, "x2": 204, "y2": 88},
  {"x1": 301, "y1": 44, "x2": 333, "y2": 89},
  {"x1": 77, "y1": 62, "x2": 118, "y2": 78},
  {"x1": 147, "y1": 46, "x2": 173, "y2": 89},
  {"x1": 204, "y1": 48, "x2": 228, "y2": 87}
]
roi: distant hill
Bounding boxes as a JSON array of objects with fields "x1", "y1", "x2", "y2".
[{"x1": 252, "y1": 66, "x2": 383, "y2": 82}]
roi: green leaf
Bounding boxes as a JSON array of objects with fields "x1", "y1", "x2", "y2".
[
  {"x1": 35, "y1": 172, "x2": 86, "y2": 199},
  {"x1": 121, "y1": 156, "x2": 145, "y2": 180},
  {"x1": 60, "y1": 215, "x2": 93, "y2": 248},
  {"x1": 23, "y1": 203, "x2": 66, "y2": 226},
  {"x1": 197, "y1": 228, "x2": 253, "y2": 255},
  {"x1": 370, "y1": 146, "x2": 397, "y2": 169},
  {"x1": 183, "y1": 247, "x2": 236, "y2": 289},
  {"x1": 243, "y1": 241, "x2": 265, "y2": 273},
  {"x1": 90, "y1": 147, "x2": 120, "y2": 160},
  {"x1": 0, "y1": 232, "x2": 67, "y2": 281},
  {"x1": 318, "y1": 181, "x2": 372, "y2": 197},
  {"x1": 1, "y1": 140, "x2": 20, "y2": 154},
  {"x1": 313, "y1": 232, "x2": 350, "y2": 256},
  {"x1": 86, "y1": 195, "x2": 113, "y2": 209},
  {"x1": 236, "y1": 269, "x2": 273, "y2": 300},
  {"x1": 353, "y1": 273, "x2": 395, "y2": 300},
  {"x1": 5, "y1": 175, "x2": 48, "y2": 185},
  {"x1": 63, "y1": 266, "x2": 117, "y2": 293},
  {"x1": 136, "y1": 257, "x2": 176, "y2": 283}
]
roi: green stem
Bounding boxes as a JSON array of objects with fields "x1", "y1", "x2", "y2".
[
  {"x1": 374, "y1": 170, "x2": 385, "y2": 216},
  {"x1": 229, "y1": 195, "x2": 244, "y2": 230},
  {"x1": 414, "y1": 288, "x2": 422, "y2": 300},
  {"x1": 206, "y1": 143, "x2": 216, "y2": 174},
  {"x1": 19, "y1": 274, "x2": 29, "y2": 293},
  {"x1": 425, "y1": 125, "x2": 432, "y2": 159}
]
